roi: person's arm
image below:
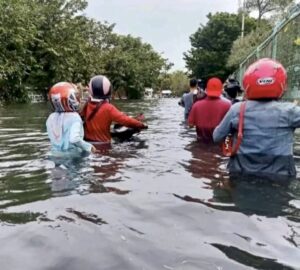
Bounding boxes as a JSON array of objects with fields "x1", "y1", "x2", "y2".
[
  {"x1": 291, "y1": 104, "x2": 300, "y2": 128},
  {"x1": 213, "y1": 109, "x2": 234, "y2": 143},
  {"x1": 188, "y1": 106, "x2": 195, "y2": 128},
  {"x1": 69, "y1": 121, "x2": 93, "y2": 153},
  {"x1": 110, "y1": 106, "x2": 146, "y2": 128},
  {"x1": 178, "y1": 95, "x2": 185, "y2": 107}
]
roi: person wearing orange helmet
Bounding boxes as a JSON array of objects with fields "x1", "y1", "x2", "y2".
[
  {"x1": 46, "y1": 82, "x2": 96, "y2": 155},
  {"x1": 188, "y1": 77, "x2": 231, "y2": 143},
  {"x1": 213, "y1": 58, "x2": 300, "y2": 177},
  {"x1": 81, "y1": 75, "x2": 147, "y2": 143}
]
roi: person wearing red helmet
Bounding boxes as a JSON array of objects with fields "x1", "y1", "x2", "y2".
[
  {"x1": 188, "y1": 77, "x2": 231, "y2": 143},
  {"x1": 213, "y1": 58, "x2": 300, "y2": 177},
  {"x1": 81, "y1": 75, "x2": 147, "y2": 143},
  {"x1": 46, "y1": 82, "x2": 96, "y2": 155}
]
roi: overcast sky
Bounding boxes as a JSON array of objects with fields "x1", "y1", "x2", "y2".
[{"x1": 85, "y1": 0, "x2": 238, "y2": 70}]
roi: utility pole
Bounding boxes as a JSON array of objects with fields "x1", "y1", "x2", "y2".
[{"x1": 239, "y1": 0, "x2": 245, "y2": 39}]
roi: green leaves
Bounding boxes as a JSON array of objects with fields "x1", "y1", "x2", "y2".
[
  {"x1": 103, "y1": 35, "x2": 168, "y2": 99},
  {"x1": 245, "y1": 0, "x2": 294, "y2": 22},
  {"x1": 184, "y1": 12, "x2": 257, "y2": 81},
  {"x1": 227, "y1": 24, "x2": 271, "y2": 69},
  {"x1": 0, "y1": 0, "x2": 169, "y2": 103}
]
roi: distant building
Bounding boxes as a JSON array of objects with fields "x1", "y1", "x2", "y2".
[
  {"x1": 161, "y1": 90, "x2": 172, "y2": 98},
  {"x1": 144, "y1": 88, "x2": 154, "y2": 99}
]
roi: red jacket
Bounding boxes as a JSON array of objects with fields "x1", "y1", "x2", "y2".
[
  {"x1": 188, "y1": 97, "x2": 231, "y2": 143},
  {"x1": 81, "y1": 102, "x2": 144, "y2": 142}
]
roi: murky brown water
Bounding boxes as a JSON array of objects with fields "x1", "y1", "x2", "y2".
[{"x1": 0, "y1": 99, "x2": 300, "y2": 270}]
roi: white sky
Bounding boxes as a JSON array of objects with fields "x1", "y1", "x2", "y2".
[{"x1": 85, "y1": 0, "x2": 239, "y2": 70}]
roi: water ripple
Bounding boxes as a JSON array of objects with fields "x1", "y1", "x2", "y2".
[{"x1": 0, "y1": 100, "x2": 300, "y2": 269}]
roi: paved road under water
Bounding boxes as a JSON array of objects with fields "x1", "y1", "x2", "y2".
[{"x1": 0, "y1": 99, "x2": 300, "y2": 270}]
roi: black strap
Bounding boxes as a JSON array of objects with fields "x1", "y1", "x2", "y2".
[{"x1": 83, "y1": 101, "x2": 106, "y2": 126}]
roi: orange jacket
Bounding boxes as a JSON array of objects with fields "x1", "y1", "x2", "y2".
[{"x1": 81, "y1": 102, "x2": 144, "y2": 142}]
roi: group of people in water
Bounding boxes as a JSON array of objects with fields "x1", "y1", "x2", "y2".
[
  {"x1": 46, "y1": 75, "x2": 147, "y2": 155},
  {"x1": 179, "y1": 58, "x2": 300, "y2": 179},
  {"x1": 46, "y1": 58, "x2": 300, "y2": 180}
]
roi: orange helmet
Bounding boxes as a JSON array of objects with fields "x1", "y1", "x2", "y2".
[
  {"x1": 48, "y1": 82, "x2": 80, "y2": 112},
  {"x1": 243, "y1": 58, "x2": 287, "y2": 100},
  {"x1": 206, "y1": 77, "x2": 223, "y2": 97}
]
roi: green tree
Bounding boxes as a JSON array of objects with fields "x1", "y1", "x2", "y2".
[
  {"x1": 0, "y1": 0, "x2": 170, "y2": 102},
  {"x1": 103, "y1": 35, "x2": 169, "y2": 99},
  {"x1": 0, "y1": 0, "x2": 40, "y2": 102},
  {"x1": 184, "y1": 12, "x2": 257, "y2": 81},
  {"x1": 227, "y1": 21, "x2": 271, "y2": 68},
  {"x1": 245, "y1": 0, "x2": 294, "y2": 24},
  {"x1": 24, "y1": 0, "x2": 95, "y2": 94},
  {"x1": 228, "y1": 0, "x2": 293, "y2": 69}
]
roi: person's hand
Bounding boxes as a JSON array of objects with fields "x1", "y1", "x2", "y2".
[
  {"x1": 91, "y1": 145, "x2": 98, "y2": 154},
  {"x1": 136, "y1": 113, "x2": 145, "y2": 121},
  {"x1": 142, "y1": 124, "x2": 148, "y2": 129}
]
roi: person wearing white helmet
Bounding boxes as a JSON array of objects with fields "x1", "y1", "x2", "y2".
[
  {"x1": 81, "y1": 75, "x2": 147, "y2": 143},
  {"x1": 46, "y1": 82, "x2": 96, "y2": 156}
]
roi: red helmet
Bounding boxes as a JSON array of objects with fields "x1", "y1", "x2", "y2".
[
  {"x1": 206, "y1": 77, "x2": 223, "y2": 97},
  {"x1": 48, "y1": 82, "x2": 80, "y2": 112},
  {"x1": 243, "y1": 58, "x2": 287, "y2": 100}
]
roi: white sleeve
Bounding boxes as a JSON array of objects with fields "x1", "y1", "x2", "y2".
[{"x1": 69, "y1": 121, "x2": 92, "y2": 153}]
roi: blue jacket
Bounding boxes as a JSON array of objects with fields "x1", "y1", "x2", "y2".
[
  {"x1": 46, "y1": 112, "x2": 92, "y2": 156},
  {"x1": 213, "y1": 100, "x2": 300, "y2": 176}
]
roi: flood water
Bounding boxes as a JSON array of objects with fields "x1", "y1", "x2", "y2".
[{"x1": 1, "y1": 99, "x2": 300, "y2": 270}]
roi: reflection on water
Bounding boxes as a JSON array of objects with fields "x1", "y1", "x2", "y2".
[{"x1": 0, "y1": 100, "x2": 300, "y2": 269}]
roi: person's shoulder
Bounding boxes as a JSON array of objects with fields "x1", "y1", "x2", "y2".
[
  {"x1": 215, "y1": 97, "x2": 231, "y2": 109},
  {"x1": 105, "y1": 102, "x2": 122, "y2": 115},
  {"x1": 219, "y1": 96, "x2": 231, "y2": 104},
  {"x1": 90, "y1": 100, "x2": 112, "y2": 110},
  {"x1": 182, "y1": 92, "x2": 189, "y2": 99},
  {"x1": 46, "y1": 112, "x2": 55, "y2": 124},
  {"x1": 63, "y1": 112, "x2": 82, "y2": 122},
  {"x1": 105, "y1": 102, "x2": 116, "y2": 110},
  {"x1": 274, "y1": 100, "x2": 300, "y2": 113},
  {"x1": 193, "y1": 98, "x2": 206, "y2": 106},
  {"x1": 47, "y1": 112, "x2": 56, "y2": 118},
  {"x1": 47, "y1": 112, "x2": 59, "y2": 120}
]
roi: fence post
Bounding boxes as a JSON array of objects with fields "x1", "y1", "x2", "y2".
[
  {"x1": 272, "y1": 34, "x2": 278, "y2": 60},
  {"x1": 256, "y1": 47, "x2": 260, "y2": 59}
]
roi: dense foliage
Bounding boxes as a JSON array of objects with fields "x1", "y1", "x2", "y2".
[
  {"x1": 228, "y1": 0, "x2": 294, "y2": 70},
  {"x1": 184, "y1": 12, "x2": 257, "y2": 81},
  {"x1": 0, "y1": 0, "x2": 169, "y2": 102},
  {"x1": 227, "y1": 22, "x2": 272, "y2": 68}
]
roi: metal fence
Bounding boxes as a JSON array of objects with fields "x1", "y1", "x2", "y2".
[{"x1": 235, "y1": 4, "x2": 300, "y2": 100}]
